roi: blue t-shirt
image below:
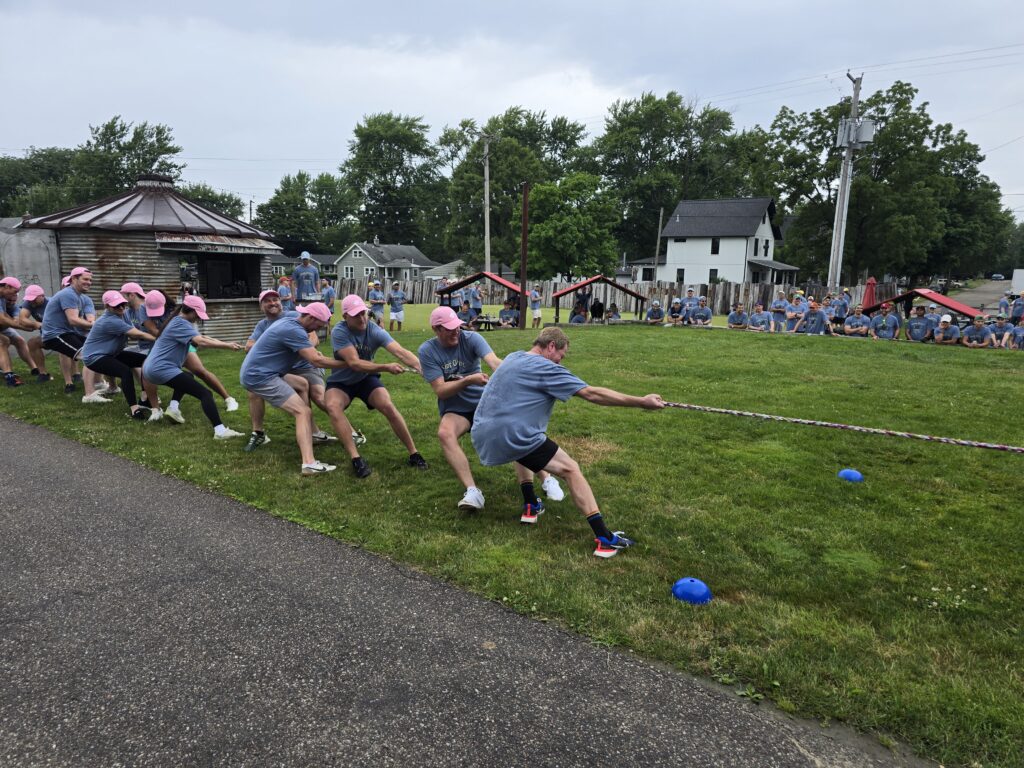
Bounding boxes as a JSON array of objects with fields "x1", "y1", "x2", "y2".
[
  {"x1": 123, "y1": 305, "x2": 147, "y2": 331},
  {"x1": 963, "y1": 325, "x2": 993, "y2": 344},
  {"x1": 998, "y1": 297, "x2": 1010, "y2": 314},
  {"x1": 832, "y1": 297, "x2": 849, "y2": 317},
  {"x1": 646, "y1": 307, "x2": 664, "y2": 321},
  {"x1": 748, "y1": 311, "x2": 772, "y2": 330},
  {"x1": 570, "y1": 313, "x2": 586, "y2": 324},
  {"x1": 802, "y1": 310, "x2": 830, "y2": 335},
  {"x1": 278, "y1": 284, "x2": 294, "y2": 310},
  {"x1": 924, "y1": 313, "x2": 942, "y2": 330},
  {"x1": 327, "y1": 321, "x2": 395, "y2": 385},
  {"x1": 1011, "y1": 326, "x2": 1024, "y2": 349},
  {"x1": 821, "y1": 305, "x2": 836, "y2": 319},
  {"x1": 81, "y1": 294, "x2": 96, "y2": 319},
  {"x1": 498, "y1": 308, "x2": 518, "y2": 324},
  {"x1": 682, "y1": 295, "x2": 699, "y2": 311},
  {"x1": 870, "y1": 314, "x2": 899, "y2": 339},
  {"x1": 449, "y1": 288, "x2": 464, "y2": 308},
  {"x1": 769, "y1": 299, "x2": 788, "y2": 321},
  {"x1": 41, "y1": 287, "x2": 86, "y2": 340},
  {"x1": 368, "y1": 289, "x2": 386, "y2": 314},
  {"x1": 418, "y1": 332, "x2": 493, "y2": 416},
  {"x1": 471, "y1": 351, "x2": 587, "y2": 466},
  {"x1": 905, "y1": 316, "x2": 931, "y2": 341},
  {"x1": 844, "y1": 315, "x2": 870, "y2": 333},
  {"x1": 322, "y1": 286, "x2": 337, "y2": 307},
  {"x1": 81, "y1": 311, "x2": 135, "y2": 366},
  {"x1": 240, "y1": 316, "x2": 314, "y2": 386},
  {"x1": 990, "y1": 322, "x2": 1013, "y2": 341},
  {"x1": 292, "y1": 264, "x2": 320, "y2": 300},
  {"x1": 138, "y1": 307, "x2": 171, "y2": 353},
  {"x1": 668, "y1": 304, "x2": 683, "y2": 318},
  {"x1": 1011, "y1": 298, "x2": 1024, "y2": 318},
  {"x1": 19, "y1": 298, "x2": 47, "y2": 323},
  {"x1": 727, "y1": 311, "x2": 748, "y2": 326},
  {"x1": 786, "y1": 302, "x2": 804, "y2": 331},
  {"x1": 249, "y1": 310, "x2": 300, "y2": 342},
  {"x1": 530, "y1": 290, "x2": 541, "y2": 310},
  {"x1": 142, "y1": 316, "x2": 197, "y2": 384},
  {"x1": 387, "y1": 290, "x2": 407, "y2": 313},
  {"x1": 934, "y1": 324, "x2": 960, "y2": 342},
  {"x1": 692, "y1": 307, "x2": 712, "y2": 323},
  {"x1": 468, "y1": 287, "x2": 482, "y2": 310},
  {"x1": 457, "y1": 309, "x2": 473, "y2": 323}
]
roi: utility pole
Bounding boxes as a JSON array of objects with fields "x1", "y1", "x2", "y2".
[
  {"x1": 249, "y1": 199, "x2": 254, "y2": 223},
  {"x1": 827, "y1": 73, "x2": 865, "y2": 290},
  {"x1": 518, "y1": 181, "x2": 530, "y2": 329},
  {"x1": 654, "y1": 206, "x2": 664, "y2": 261},
  {"x1": 481, "y1": 132, "x2": 494, "y2": 275}
]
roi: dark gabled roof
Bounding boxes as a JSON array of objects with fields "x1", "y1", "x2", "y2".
[
  {"x1": 349, "y1": 242, "x2": 439, "y2": 268},
  {"x1": 22, "y1": 175, "x2": 274, "y2": 238},
  {"x1": 661, "y1": 197, "x2": 779, "y2": 239},
  {"x1": 749, "y1": 258, "x2": 799, "y2": 271}
]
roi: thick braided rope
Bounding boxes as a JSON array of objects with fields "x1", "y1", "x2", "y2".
[{"x1": 663, "y1": 402, "x2": 1024, "y2": 454}]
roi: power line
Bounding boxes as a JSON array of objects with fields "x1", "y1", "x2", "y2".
[{"x1": 982, "y1": 134, "x2": 1024, "y2": 154}]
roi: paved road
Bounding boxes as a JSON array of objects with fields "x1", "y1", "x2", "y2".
[
  {"x1": 946, "y1": 279, "x2": 1009, "y2": 313},
  {"x1": 0, "y1": 415, "x2": 928, "y2": 767}
]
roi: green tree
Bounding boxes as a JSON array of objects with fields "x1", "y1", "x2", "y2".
[
  {"x1": 308, "y1": 172, "x2": 359, "y2": 253},
  {"x1": 253, "y1": 171, "x2": 319, "y2": 243},
  {"x1": 0, "y1": 147, "x2": 78, "y2": 216},
  {"x1": 178, "y1": 182, "x2": 245, "y2": 219},
  {"x1": 518, "y1": 173, "x2": 620, "y2": 280}
]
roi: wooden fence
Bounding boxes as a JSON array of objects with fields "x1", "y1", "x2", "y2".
[{"x1": 317, "y1": 277, "x2": 898, "y2": 318}]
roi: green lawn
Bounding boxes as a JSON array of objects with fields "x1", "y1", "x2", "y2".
[{"x1": 3, "y1": 324, "x2": 1023, "y2": 767}]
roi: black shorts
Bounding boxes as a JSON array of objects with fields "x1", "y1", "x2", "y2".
[
  {"x1": 42, "y1": 333, "x2": 87, "y2": 359},
  {"x1": 443, "y1": 408, "x2": 476, "y2": 427},
  {"x1": 326, "y1": 375, "x2": 385, "y2": 409},
  {"x1": 515, "y1": 438, "x2": 560, "y2": 473}
]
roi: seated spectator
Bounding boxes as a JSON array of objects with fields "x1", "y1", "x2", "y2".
[
  {"x1": 793, "y1": 301, "x2": 833, "y2": 335},
  {"x1": 691, "y1": 297, "x2": 712, "y2": 326},
  {"x1": 646, "y1": 300, "x2": 665, "y2": 325},
  {"x1": 962, "y1": 315, "x2": 994, "y2": 349},
  {"x1": 869, "y1": 303, "x2": 900, "y2": 340},
  {"x1": 497, "y1": 299, "x2": 519, "y2": 329},
  {"x1": 843, "y1": 305, "x2": 870, "y2": 337},
  {"x1": 667, "y1": 298, "x2": 685, "y2": 326},
  {"x1": 590, "y1": 297, "x2": 605, "y2": 322},
  {"x1": 747, "y1": 302, "x2": 772, "y2": 332},
  {"x1": 904, "y1": 305, "x2": 933, "y2": 342},
  {"x1": 990, "y1": 314, "x2": 1014, "y2": 348},
  {"x1": 456, "y1": 301, "x2": 477, "y2": 329},
  {"x1": 924, "y1": 303, "x2": 942, "y2": 330},
  {"x1": 606, "y1": 303, "x2": 622, "y2": 322},
  {"x1": 1010, "y1": 322, "x2": 1024, "y2": 350},
  {"x1": 726, "y1": 302, "x2": 748, "y2": 329},
  {"x1": 570, "y1": 302, "x2": 588, "y2": 324},
  {"x1": 933, "y1": 314, "x2": 961, "y2": 345}
]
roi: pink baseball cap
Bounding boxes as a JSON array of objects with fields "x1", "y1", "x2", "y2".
[
  {"x1": 144, "y1": 290, "x2": 166, "y2": 317},
  {"x1": 0, "y1": 276, "x2": 21, "y2": 289},
  {"x1": 102, "y1": 290, "x2": 128, "y2": 307},
  {"x1": 296, "y1": 302, "x2": 332, "y2": 322},
  {"x1": 69, "y1": 267, "x2": 91, "y2": 278},
  {"x1": 341, "y1": 294, "x2": 368, "y2": 316},
  {"x1": 24, "y1": 285, "x2": 45, "y2": 301},
  {"x1": 430, "y1": 306, "x2": 463, "y2": 330},
  {"x1": 61, "y1": 276, "x2": 71, "y2": 287},
  {"x1": 120, "y1": 282, "x2": 145, "y2": 296},
  {"x1": 183, "y1": 294, "x2": 209, "y2": 320},
  {"x1": 258, "y1": 289, "x2": 280, "y2": 302}
]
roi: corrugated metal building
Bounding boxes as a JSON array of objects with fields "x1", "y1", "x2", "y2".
[{"x1": 21, "y1": 175, "x2": 279, "y2": 342}]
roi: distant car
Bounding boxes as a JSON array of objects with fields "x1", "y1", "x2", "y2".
[{"x1": 992, "y1": 273, "x2": 1005, "y2": 281}]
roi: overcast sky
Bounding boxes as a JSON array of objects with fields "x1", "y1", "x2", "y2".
[{"x1": 2, "y1": 0, "x2": 1022, "y2": 220}]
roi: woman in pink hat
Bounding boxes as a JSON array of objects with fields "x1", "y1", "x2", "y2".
[
  {"x1": 0, "y1": 276, "x2": 36, "y2": 386},
  {"x1": 141, "y1": 295, "x2": 245, "y2": 438},
  {"x1": 16, "y1": 284, "x2": 53, "y2": 382},
  {"x1": 80, "y1": 291, "x2": 157, "y2": 414}
]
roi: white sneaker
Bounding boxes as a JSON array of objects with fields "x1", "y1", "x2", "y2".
[
  {"x1": 165, "y1": 407, "x2": 185, "y2": 424},
  {"x1": 214, "y1": 427, "x2": 245, "y2": 440},
  {"x1": 312, "y1": 431, "x2": 338, "y2": 444},
  {"x1": 224, "y1": 396, "x2": 239, "y2": 412},
  {"x1": 148, "y1": 407, "x2": 164, "y2": 422},
  {"x1": 82, "y1": 392, "x2": 112, "y2": 404},
  {"x1": 93, "y1": 381, "x2": 109, "y2": 392},
  {"x1": 105, "y1": 386, "x2": 122, "y2": 395},
  {"x1": 542, "y1": 475, "x2": 565, "y2": 502},
  {"x1": 457, "y1": 486, "x2": 485, "y2": 512},
  {"x1": 301, "y1": 461, "x2": 337, "y2": 476},
  {"x1": 352, "y1": 429, "x2": 367, "y2": 446}
]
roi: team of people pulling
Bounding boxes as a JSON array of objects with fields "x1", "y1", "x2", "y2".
[{"x1": 2, "y1": 269, "x2": 666, "y2": 558}]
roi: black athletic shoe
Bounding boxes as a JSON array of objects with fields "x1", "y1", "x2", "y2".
[
  {"x1": 64, "y1": 383, "x2": 76, "y2": 394},
  {"x1": 130, "y1": 407, "x2": 152, "y2": 421},
  {"x1": 37, "y1": 373, "x2": 53, "y2": 383},
  {"x1": 352, "y1": 456, "x2": 372, "y2": 479},
  {"x1": 4, "y1": 373, "x2": 22, "y2": 387},
  {"x1": 243, "y1": 431, "x2": 270, "y2": 453},
  {"x1": 407, "y1": 452, "x2": 428, "y2": 470},
  {"x1": 72, "y1": 373, "x2": 83, "y2": 384}
]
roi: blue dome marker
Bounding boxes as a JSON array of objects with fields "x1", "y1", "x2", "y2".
[
  {"x1": 838, "y1": 468, "x2": 864, "y2": 482},
  {"x1": 672, "y1": 577, "x2": 713, "y2": 604}
]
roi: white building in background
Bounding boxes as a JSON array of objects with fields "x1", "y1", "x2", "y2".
[{"x1": 632, "y1": 197, "x2": 797, "y2": 286}]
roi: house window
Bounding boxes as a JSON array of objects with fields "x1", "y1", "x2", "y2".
[
  {"x1": 711, "y1": 237, "x2": 720, "y2": 255},
  {"x1": 709, "y1": 269, "x2": 718, "y2": 282},
  {"x1": 673, "y1": 237, "x2": 687, "y2": 243},
  {"x1": 642, "y1": 267, "x2": 655, "y2": 281},
  {"x1": 352, "y1": 251, "x2": 363, "y2": 259},
  {"x1": 344, "y1": 266, "x2": 354, "y2": 278},
  {"x1": 752, "y1": 271, "x2": 761, "y2": 284},
  {"x1": 763, "y1": 240, "x2": 769, "y2": 257},
  {"x1": 676, "y1": 269, "x2": 685, "y2": 283},
  {"x1": 364, "y1": 267, "x2": 373, "y2": 277}
]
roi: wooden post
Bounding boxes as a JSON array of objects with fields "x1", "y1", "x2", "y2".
[{"x1": 518, "y1": 181, "x2": 530, "y2": 329}]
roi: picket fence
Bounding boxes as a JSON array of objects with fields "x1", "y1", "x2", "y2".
[{"x1": 321, "y1": 277, "x2": 898, "y2": 318}]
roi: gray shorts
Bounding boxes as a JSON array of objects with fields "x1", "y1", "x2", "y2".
[
  {"x1": 245, "y1": 369, "x2": 323, "y2": 408},
  {"x1": 2, "y1": 328, "x2": 20, "y2": 341}
]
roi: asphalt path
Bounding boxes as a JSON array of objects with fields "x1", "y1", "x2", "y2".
[
  {"x1": 948, "y1": 279, "x2": 1012, "y2": 313},
  {"x1": 0, "y1": 415, "x2": 929, "y2": 767}
]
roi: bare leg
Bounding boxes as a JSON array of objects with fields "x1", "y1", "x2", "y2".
[
  {"x1": 368, "y1": 387, "x2": 416, "y2": 454},
  {"x1": 11, "y1": 336, "x2": 34, "y2": 369},
  {"x1": 28, "y1": 338, "x2": 48, "y2": 375},
  {"x1": 248, "y1": 391, "x2": 266, "y2": 431},
  {"x1": 185, "y1": 351, "x2": 230, "y2": 400},
  {"x1": 58, "y1": 354, "x2": 74, "y2": 386},
  {"x1": 82, "y1": 366, "x2": 99, "y2": 396},
  {"x1": 278, "y1": 393, "x2": 315, "y2": 465},
  {"x1": 0, "y1": 339, "x2": 12, "y2": 372},
  {"x1": 323, "y1": 388, "x2": 360, "y2": 459},
  {"x1": 526, "y1": 447, "x2": 598, "y2": 516},
  {"x1": 438, "y1": 413, "x2": 474, "y2": 488}
]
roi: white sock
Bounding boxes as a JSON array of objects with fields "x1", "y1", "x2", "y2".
[
  {"x1": 169, "y1": 400, "x2": 180, "y2": 411},
  {"x1": 214, "y1": 424, "x2": 227, "y2": 436}
]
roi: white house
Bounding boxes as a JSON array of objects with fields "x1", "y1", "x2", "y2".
[
  {"x1": 331, "y1": 240, "x2": 440, "y2": 282},
  {"x1": 638, "y1": 197, "x2": 796, "y2": 285}
]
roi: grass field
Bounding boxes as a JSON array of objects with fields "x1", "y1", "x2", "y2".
[{"x1": 3, "y1": 313, "x2": 1023, "y2": 767}]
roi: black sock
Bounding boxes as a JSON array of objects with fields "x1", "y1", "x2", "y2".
[
  {"x1": 587, "y1": 512, "x2": 612, "y2": 539},
  {"x1": 30, "y1": 368, "x2": 39, "y2": 375},
  {"x1": 253, "y1": 430, "x2": 264, "y2": 436},
  {"x1": 520, "y1": 482, "x2": 536, "y2": 506}
]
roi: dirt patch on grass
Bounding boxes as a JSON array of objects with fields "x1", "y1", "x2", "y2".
[{"x1": 556, "y1": 436, "x2": 620, "y2": 466}]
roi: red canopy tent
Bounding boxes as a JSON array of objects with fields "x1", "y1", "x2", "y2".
[
  {"x1": 435, "y1": 271, "x2": 524, "y2": 300},
  {"x1": 861, "y1": 277, "x2": 877, "y2": 310},
  {"x1": 862, "y1": 288, "x2": 983, "y2": 319},
  {"x1": 551, "y1": 275, "x2": 647, "y2": 323}
]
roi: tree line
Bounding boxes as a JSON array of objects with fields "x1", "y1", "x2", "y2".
[{"x1": 1, "y1": 82, "x2": 1019, "y2": 282}]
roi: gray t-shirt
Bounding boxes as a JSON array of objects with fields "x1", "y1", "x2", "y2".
[
  {"x1": 240, "y1": 316, "x2": 313, "y2": 386},
  {"x1": 81, "y1": 312, "x2": 134, "y2": 366},
  {"x1": 41, "y1": 287, "x2": 86, "y2": 340},
  {"x1": 471, "y1": 350, "x2": 587, "y2": 466},
  {"x1": 418, "y1": 331, "x2": 493, "y2": 416},
  {"x1": 327, "y1": 321, "x2": 394, "y2": 385}
]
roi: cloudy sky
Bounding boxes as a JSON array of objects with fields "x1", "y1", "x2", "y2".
[{"x1": 2, "y1": 1, "x2": 1022, "y2": 219}]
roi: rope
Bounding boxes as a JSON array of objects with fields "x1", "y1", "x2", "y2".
[{"x1": 663, "y1": 402, "x2": 1024, "y2": 454}]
